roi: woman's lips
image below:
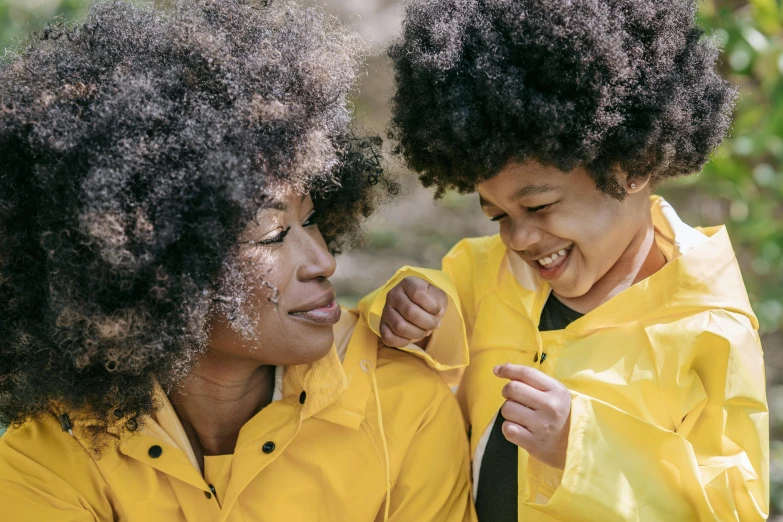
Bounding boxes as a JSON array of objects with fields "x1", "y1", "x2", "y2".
[{"x1": 289, "y1": 299, "x2": 341, "y2": 325}]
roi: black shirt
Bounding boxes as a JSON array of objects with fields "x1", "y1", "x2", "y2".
[{"x1": 474, "y1": 293, "x2": 583, "y2": 521}]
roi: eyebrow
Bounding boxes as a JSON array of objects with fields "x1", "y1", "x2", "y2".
[
  {"x1": 265, "y1": 192, "x2": 309, "y2": 212},
  {"x1": 513, "y1": 183, "x2": 556, "y2": 199},
  {"x1": 479, "y1": 184, "x2": 555, "y2": 209}
]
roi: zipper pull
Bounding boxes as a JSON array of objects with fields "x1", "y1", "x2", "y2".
[{"x1": 59, "y1": 413, "x2": 74, "y2": 437}]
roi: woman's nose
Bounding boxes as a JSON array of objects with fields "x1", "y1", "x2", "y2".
[{"x1": 296, "y1": 231, "x2": 337, "y2": 281}]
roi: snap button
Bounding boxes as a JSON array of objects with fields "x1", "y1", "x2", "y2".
[
  {"x1": 540, "y1": 352, "x2": 547, "y2": 363},
  {"x1": 533, "y1": 352, "x2": 539, "y2": 363},
  {"x1": 299, "y1": 391, "x2": 306, "y2": 404},
  {"x1": 262, "y1": 441, "x2": 276, "y2": 454},
  {"x1": 148, "y1": 445, "x2": 163, "y2": 459},
  {"x1": 204, "y1": 491, "x2": 212, "y2": 500}
]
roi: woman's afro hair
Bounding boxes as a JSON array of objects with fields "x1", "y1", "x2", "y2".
[
  {"x1": 388, "y1": 0, "x2": 736, "y2": 198},
  {"x1": 0, "y1": 0, "x2": 395, "y2": 440}
]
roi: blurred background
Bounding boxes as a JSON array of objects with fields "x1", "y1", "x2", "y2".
[{"x1": 2, "y1": 0, "x2": 782, "y2": 514}]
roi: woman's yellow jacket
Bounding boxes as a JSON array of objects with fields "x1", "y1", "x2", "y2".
[
  {"x1": 361, "y1": 197, "x2": 769, "y2": 521},
  {"x1": 0, "y1": 310, "x2": 473, "y2": 522}
]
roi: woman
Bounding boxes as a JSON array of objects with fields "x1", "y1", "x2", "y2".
[
  {"x1": 360, "y1": 0, "x2": 769, "y2": 520},
  {"x1": 0, "y1": 1, "x2": 472, "y2": 520}
]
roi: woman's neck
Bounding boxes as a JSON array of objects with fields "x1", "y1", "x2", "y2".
[
  {"x1": 168, "y1": 354, "x2": 275, "y2": 469},
  {"x1": 557, "y1": 221, "x2": 667, "y2": 314}
]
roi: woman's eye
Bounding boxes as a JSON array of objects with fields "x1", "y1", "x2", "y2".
[
  {"x1": 526, "y1": 203, "x2": 552, "y2": 214},
  {"x1": 255, "y1": 226, "x2": 291, "y2": 246},
  {"x1": 303, "y1": 211, "x2": 319, "y2": 228},
  {"x1": 490, "y1": 213, "x2": 508, "y2": 222}
]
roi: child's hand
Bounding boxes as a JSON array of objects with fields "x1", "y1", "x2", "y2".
[
  {"x1": 379, "y1": 277, "x2": 447, "y2": 348},
  {"x1": 495, "y1": 363, "x2": 572, "y2": 470}
]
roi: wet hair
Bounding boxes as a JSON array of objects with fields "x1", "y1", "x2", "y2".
[
  {"x1": 388, "y1": 0, "x2": 736, "y2": 198},
  {"x1": 0, "y1": 0, "x2": 395, "y2": 440}
]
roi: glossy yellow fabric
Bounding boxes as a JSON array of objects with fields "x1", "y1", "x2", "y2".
[
  {"x1": 361, "y1": 197, "x2": 769, "y2": 521},
  {"x1": 0, "y1": 310, "x2": 473, "y2": 522}
]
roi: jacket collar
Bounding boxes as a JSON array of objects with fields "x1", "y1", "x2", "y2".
[
  {"x1": 282, "y1": 309, "x2": 376, "y2": 430},
  {"x1": 126, "y1": 308, "x2": 372, "y2": 444}
]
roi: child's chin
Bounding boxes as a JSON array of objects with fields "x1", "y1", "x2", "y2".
[{"x1": 551, "y1": 276, "x2": 591, "y2": 300}]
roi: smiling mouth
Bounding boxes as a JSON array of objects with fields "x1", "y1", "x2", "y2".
[
  {"x1": 535, "y1": 245, "x2": 573, "y2": 270},
  {"x1": 288, "y1": 295, "x2": 341, "y2": 326}
]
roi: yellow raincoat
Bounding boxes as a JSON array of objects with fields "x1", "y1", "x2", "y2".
[
  {"x1": 361, "y1": 196, "x2": 769, "y2": 521},
  {"x1": 0, "y1": 309, "x2": 473, "y2": 522}
]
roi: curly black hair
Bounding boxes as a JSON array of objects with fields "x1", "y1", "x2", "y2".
[
  {"x1": 0, "y1": 0, "x2": 395, "y2": 441},
  {"x1": 388, "y1": 0, "x2": 736, "y2": 198}
]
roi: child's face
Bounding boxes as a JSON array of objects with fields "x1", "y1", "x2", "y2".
[{"x1": 477, "y1": 161, "x2": 650, "y2": 300}]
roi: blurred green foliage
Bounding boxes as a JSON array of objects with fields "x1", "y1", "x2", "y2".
[
  {"x1": 662, "y1": 0, "x2": 783, "y2": 336},
  {"x1": 0, "y1": 0, "x2": 85, "y2": 50}
]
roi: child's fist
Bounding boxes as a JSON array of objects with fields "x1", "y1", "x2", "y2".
[{"x1": 379, "y1": 277, "x2": 447, "y2": 348}]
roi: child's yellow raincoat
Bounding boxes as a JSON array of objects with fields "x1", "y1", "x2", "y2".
[{"x1": 361, "y1": 197, "x2": 769, "y2": 521}]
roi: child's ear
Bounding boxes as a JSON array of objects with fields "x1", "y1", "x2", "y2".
[{"x1": 618, "y1": 172, "x2": 651, "y2": 194}]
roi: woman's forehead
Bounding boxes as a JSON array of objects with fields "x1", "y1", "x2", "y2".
[{"x1": 255, "y1": 191, "x2": 310, "y2": 218}]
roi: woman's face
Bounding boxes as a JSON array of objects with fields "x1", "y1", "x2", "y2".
[
  {"x1": 207, "y1": 190, "x2": 340, "y2": 367},
  {"x1": 477, "y1": 161, "x2": 650, "y2": 300}
]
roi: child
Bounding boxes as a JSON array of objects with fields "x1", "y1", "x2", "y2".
[{"x1": 360, "y1": 0, "x2": 769, "y2": 520}]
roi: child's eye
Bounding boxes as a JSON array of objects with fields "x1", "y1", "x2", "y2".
[
  {"x1": 490, "y1": 213, "x2": 508, "y2": 222},
  {"x1": 303, "y1": 211, "x2": 318, "y2": 228},
  {"x1": 526, "y1": 204, "x2": 552, "y2": 214}
]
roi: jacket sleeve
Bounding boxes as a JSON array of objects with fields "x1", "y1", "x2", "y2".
[
  {"x1": 357, "y1": 240, "x2": 478, "y2": 385},
  {"x1": 380, "y1": 385, "x2": 477, "y2": 522},
  {"x1": 531, "y1": 310, "x2": 769, "y2": 521},
  {"x1": 357, "y1": 265, "x2": 469, "y2": 385}
]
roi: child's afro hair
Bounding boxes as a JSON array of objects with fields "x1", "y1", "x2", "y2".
[{"x1": 388, "y1": 0, "x2": 736, "y2": 198}]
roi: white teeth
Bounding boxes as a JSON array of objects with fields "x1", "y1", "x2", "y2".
[{"x1": 538, "y1": 247, "x2": 570, "y2": 267}]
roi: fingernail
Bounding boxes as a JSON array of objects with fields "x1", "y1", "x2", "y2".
[{"x1": 493, "y1": 365, "x2": 500, "y2": 375}]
